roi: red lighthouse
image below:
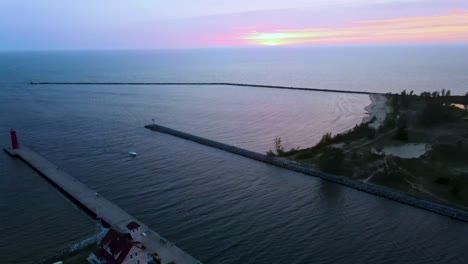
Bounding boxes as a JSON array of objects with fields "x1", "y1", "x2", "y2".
[{"x1": 10, "y1": 129, "x2": 19, "y2": 149}]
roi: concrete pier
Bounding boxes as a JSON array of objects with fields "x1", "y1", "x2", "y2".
[
  {"x1": 145, "y1": 124, "x2": 468, "y2": 222},
  {"x1": 4, "y1": 146, "x2": 199, "y2": 264}
]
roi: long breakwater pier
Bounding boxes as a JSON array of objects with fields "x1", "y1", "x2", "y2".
[
  {"x1": 29, "y1": 81, "x2": 382, "y2": 95},
  {"x1": 145, "y1": 124, "x2": 468, "y2": 223},
  {"x1": 4, "y1": 130, "x2": 199, "y2": 264}
]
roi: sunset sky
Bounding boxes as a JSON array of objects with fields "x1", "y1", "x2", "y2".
[{"x1": 1, "y1": 0, "x2": 468, "y2": 49}]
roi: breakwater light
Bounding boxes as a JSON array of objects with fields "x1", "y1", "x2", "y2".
[{"x1": 10, "y1": 129, "x2": 19, "y2": 149}]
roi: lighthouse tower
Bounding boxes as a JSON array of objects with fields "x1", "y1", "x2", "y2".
[{"x1": 126, "y1": 221, "x2": 141, "y2": 242}]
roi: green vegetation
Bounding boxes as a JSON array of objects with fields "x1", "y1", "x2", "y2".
[
  {"x1": 393, "y1": 117, "x2": 409, "y2": 141},
  {"x1": 267, "y1": 89, "x2": 468, "y2": 210},
  {"x1": 420, "y1": 101, "x2": 465, "y2": 125},
  {"x1": 266, "y1": 137, "x2": 284, "y2": 156},
  {"x1": 266, "y1": 136, "x2": 300, "y2": 156},
  {"x1": 317, "y1": 147, "x2": 345, "y2": 174},
  {"x1": 269, "y1": 116, "x2": 378, "y2": 159},
  {"x1": 429, "y1": 141, "x2": 468, "y2": 163},
  {"x1": 434, "y1": 177, "x2": 449, "y2": 185},
  {"x1": 315, "y1": 117, "x2": 377, "y2": 147}
]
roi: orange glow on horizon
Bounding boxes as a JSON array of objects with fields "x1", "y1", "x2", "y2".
[{"x1": 241, "y1": 9, "x2": 468, "y2": 46}]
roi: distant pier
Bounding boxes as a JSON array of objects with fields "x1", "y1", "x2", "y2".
[
  {"x1": 145, "y1": 124, "x2": 468, "y2": 222},
  {"x1": 4, "y1": 133, "x2": 199, "y2": 264},
  {"x1": 29, "y1": 81, "x2": 381, "y2": 95}
]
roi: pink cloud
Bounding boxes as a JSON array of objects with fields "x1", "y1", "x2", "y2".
[{"x1": 207, "y1": 9, "x2": 468, "y2": 47}]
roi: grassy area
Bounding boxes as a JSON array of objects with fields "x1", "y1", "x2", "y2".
[{"x1": 268, "y1": 91, "x2": 468, "y2": 210}]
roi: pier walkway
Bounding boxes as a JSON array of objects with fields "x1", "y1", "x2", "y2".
[{"x1": 4, "y1": 146, "x2": 198, "y2": 264}]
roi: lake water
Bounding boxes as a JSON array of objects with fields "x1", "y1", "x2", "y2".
[{"x1": 1, "y1": 46, "x2": 468, "y2": 264}]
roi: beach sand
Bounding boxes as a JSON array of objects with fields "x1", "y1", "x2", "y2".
[{"x1": 363, "y1": 94, "x2": 390, "y2": 129}]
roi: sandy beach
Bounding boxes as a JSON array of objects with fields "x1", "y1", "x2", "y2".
[{"x1": 363, "y1": 94, "x2": 390, "y2": 129}]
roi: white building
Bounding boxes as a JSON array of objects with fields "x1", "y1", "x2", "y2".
[{"x1": 88, "y1": 222, "x2": 147, "y2": 264}]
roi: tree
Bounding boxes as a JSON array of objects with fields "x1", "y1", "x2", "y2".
[
  {"x1": 390, "y1": 95, "x2": 400, "y2": 112},
  {"x1": 367, "y1": 128, "x2": 376, "y2": 139},
  {"x1": 266, "y1": 136, "x2": 285, "y2": 156},
  {"x1": 394, "y1": 125, "x2": 409, "y2": 141},
  {"x1": 274, "y1": 137, "x2": 285, "y2": 155},
  {"x1": 318, "y1": 147, "x2": 345, "y2": 173},
  {"x1": 317, "y1": 132, "x2": 333, "y2": 147},
  {"x1": 379, "y1": 113, "x2": 396, "y2": 132},
  {"x1": 393, "y1": 116, "x2": 409, "y2": 141},
  {"x1": 434, "y1": 177, "x2": 449, "y2": 185},
  {"x1": 420, "y1": 99, "x2": 464, "y2": 125}
]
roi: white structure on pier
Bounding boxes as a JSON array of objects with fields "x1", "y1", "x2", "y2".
[{"x1": 87, "y1": 221, "x2": 148, "y2": 264}]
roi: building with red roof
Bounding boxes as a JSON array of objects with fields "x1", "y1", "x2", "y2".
[{"x1": 87, "y1": 222, "x2": 147, "y2": 264}]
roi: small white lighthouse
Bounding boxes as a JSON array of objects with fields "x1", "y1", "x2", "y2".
[{"x1": 126, "y1": 221, "x2": 141, "y2": 242}]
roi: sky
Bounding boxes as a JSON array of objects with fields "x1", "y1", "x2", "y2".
[{"x1": 1, "y1": 0, "x2": 468, "y2": 50}]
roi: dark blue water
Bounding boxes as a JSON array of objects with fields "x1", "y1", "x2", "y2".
[{"x1": 1, "y1": 47, "x2": 468, "y2": 264}]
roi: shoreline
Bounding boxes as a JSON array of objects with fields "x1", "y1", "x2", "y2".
[
  {"x1": 290, "y1": 92, "x2": 468, "y2": 216},
  {"x1": 362, "y1": 94, "x2": 389, "y2": 129}
]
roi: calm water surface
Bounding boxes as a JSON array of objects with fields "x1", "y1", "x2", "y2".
[{"x1": 1, "y1": 47, "x2": 467, "y2": 264}]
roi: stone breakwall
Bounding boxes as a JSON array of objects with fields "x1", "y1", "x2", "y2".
[
  {"x1": 30, "y1": 82, "x2": 380, "y2": 95},
  {"x1": 145, "y1": 124, "x2": 468, "y2": 222}
]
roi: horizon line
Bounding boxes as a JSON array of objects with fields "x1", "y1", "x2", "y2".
[{"x1": 1, "y1": 42, "x2": 468, "y2": 52}]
